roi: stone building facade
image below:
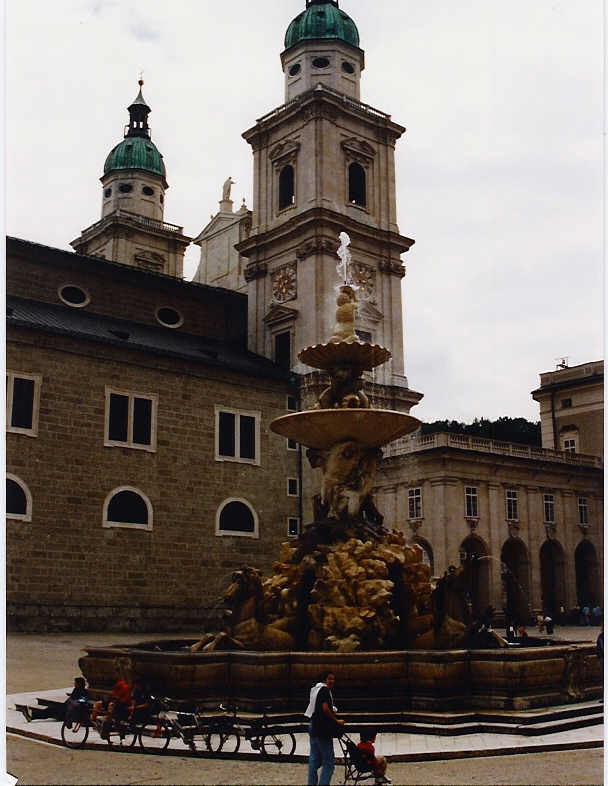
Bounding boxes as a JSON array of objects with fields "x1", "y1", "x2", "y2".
[
  {"x1": 532, "y1": 359, "x2": 604, "y2": 459},
  {"x1": 377, "y1": 432, "x2": 603, "y2": 622}
]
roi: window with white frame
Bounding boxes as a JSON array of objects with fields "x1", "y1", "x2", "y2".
[
  {"x1": 6, "y1": 474, "x2": 32, "y2": 521},
  {"x1": 505, "y1": 489, "x2": 518, "y2": 521},
  {"x1": 103, "y1": 487, "x2": 153, "y2": 531},
  {"x1": 286, "y1": 395, "x2": 297, "y2": 412},
  {"x1": 287, "y1": 517, "x2": 300, "y2": 537},
  {"x1": 216, "y1": 498, "x2": 259, "y2": 538},
  {"x1": 543, "y1": 493, "x2": 555, "y2": 523},
  {"x1": 6, "y1": 372, "x2": 42, "y2": 436},
  {"x1": 408, "y1": 488, "x2": 422, "y2": 519},
  {"x1": 287, "y1": 438, "x2": 298, "y2": 451},
  {"x1": 215, "y1": 407, "x2": 260, "y2": 464},
  {"x1": 563, "y1": 439, "x2": 577, "y2": 453},
  {"x1": 465, "y1": 486, "x2": 478, "y2": 518},
  {"x1": 105, "y1": 388, "x2": 157, "y2": 451},
  {"x1": 578, "y1": 496, "x2": 589, "y2": 525},
  {"x1": 287, "y1": 478, "x2": 299, "y2": 497}
]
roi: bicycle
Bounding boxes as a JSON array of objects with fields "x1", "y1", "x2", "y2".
[
  {"x1": 138, "y1": 696, "x2": 209, "y2": 754},
  {"x1": 61, "y1": 702, "x2": 139, "y2": 749},
  {"x1": 204, "y1": 703, "x2": 243, "y2": 754},
  {"x1": 245, "y1": 705, "x2": 296, "y2": 758}
]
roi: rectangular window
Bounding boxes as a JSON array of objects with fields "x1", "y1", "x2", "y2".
[
  {"x1": 543, "y1": 493, "x2": 555, "y2": 523},
  {"x1": 6, "y1": 372, "x2": 41, "y2": 436},
  {"x1": 287, "y1": 438, "x2": 298, "y2": 451},
  {"x1": 561, "y1": 398, "x2": 572, "y2": 408},
  {"x1": 465, "y1": 486, "x2": 478, "y2": 518},
  {"x1": 578, "y1": 496, "x2": 589, "y2": 525},
  {"x1": 505, "y1": 489, "x2": 518, "y2": 521},
  {"x1": 105, "y1": 388, "x2": 157, "y2": 451},
  {"x1": 408, "y1": 488, "x2": 422, "y2": 519},
  {"x1": 287, "y1": 517, "x2": 300, "y2": 537},
  {"x1": 563, "y1": 438, "x2": 577, "y2": 453},
  {"x1": 274, "y1": 332, "x2": 291, "y2": 370},
  {"x1": 287, "y1": 478, "x2": 299, "y2": 497},
  {"x1": 287, "y1": 395, "x2": 297, "y2": 412},
  {"x1": 215, "y1": 407, "x2": 260, "y2": 465}
]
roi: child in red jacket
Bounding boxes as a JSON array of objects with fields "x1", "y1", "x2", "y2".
[{"x1": 357, "y1": 730, "x2": 391, "y2": 784}]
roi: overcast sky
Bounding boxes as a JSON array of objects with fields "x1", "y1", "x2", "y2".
[{"x1": 6, "y1": 0, "x2": 604, "y2": 424}]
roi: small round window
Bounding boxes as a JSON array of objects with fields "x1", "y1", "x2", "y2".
[
  {"x1": 289, "y1": 63, "x2": 301, "y2": 76},
  {"x1": 143, "y1": 186, "x2": 154, "y2": 196},
  {"x1": 342, "y1": 61, "x2": 355, "y2": 74},
  {"x1": 104, "y1": 187, "x2": 112, "y2": 198},
  {"x1": 59, "y1": 284, "x2": 90, "y2": 308},
  {"x1": 312, "y1": 57, "x2": 330, "y2": 69},
  {"x1": 119, "y1": 183, "x2": 133, "y2": 194},
  {"x1": 156, "y1": 307, "x2": 183, "y2": 328}
]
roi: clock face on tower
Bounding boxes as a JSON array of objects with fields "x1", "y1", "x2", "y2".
[
  {"x1": 350, "y1": 262, "x2": 376, "y2": 300},
  {"x1": 271, "y1": 263, "x2": 297, "y2": 303}
]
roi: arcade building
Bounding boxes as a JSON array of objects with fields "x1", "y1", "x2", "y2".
[{"x1": 6, "y1": 0, "x2": 603, "y2": 631}]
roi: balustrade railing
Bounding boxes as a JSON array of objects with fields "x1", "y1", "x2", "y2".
[
  {"x1": 384, "y1": 431, "x2": 602, "y2": 467},
  {"x1": 79, "y1": 210, "x2": 183, "y2": 238},
  {"x1": 256, "y1": 84, "x2": 391, "y2": 126}
]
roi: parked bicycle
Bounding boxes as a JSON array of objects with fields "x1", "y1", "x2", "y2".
[
  {"x1": 206, "y1": 703, "x2": 296, "y2": 758},
  {"x1": 138, "y1": 696, "x2": 209, "y2": 754},
  {"x1": 61, "y1": 702, "x2": 139, "y2": 749}
]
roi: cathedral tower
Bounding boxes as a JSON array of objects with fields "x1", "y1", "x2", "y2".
[
  {"x1": 71, "y1": 81, "x2": 191, "y2": 277},
  {"x1": 238, "y1": 0, "x2": 422, "y2": 412}
]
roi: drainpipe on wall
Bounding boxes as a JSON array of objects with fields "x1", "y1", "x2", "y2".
[{"x1": 550, "y1": 390, "x2": 558, "y2": 450}]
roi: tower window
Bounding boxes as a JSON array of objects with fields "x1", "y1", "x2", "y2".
[
  {"x1": 342, "y1": 61, "x2": 355, "y2": 74},
  {"x1": 59, "y1": 284, "x2": 89, "y2": 308},
  {"x1": 312, "y1": 57, "x2": 330, "y2": 68},
  {"x1": 156, "y1": 307, "x2": 183, "y2": 328},
  {"x1": 119, "y1": 183, "x2": 133, "y2": 194},
  {"x1": 348, "y1": 162, "x2": 366, "y2": 207},
  {"x1": 104, "y1": 187, "x2": 112, "y2": 198},
  {"x1": 289, "y1": 63, "x2": 301, "y2": 76},
  {"x1": 142, "y1": 186, "x2": 154, "y2": 196},
  {"x1": 274, "y1": 331, "x2": 291, "y2": 370},
  {"x1": 279, "y1": 165, "x2": 295, "y2": 210}
]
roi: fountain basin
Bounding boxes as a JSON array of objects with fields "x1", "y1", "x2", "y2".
[
  {"x1": 78, "y1": 642, "x2": 601, "y2": 712},
  {"x1": 270, "y1": 409, "x2": 420, "y2": 450}
]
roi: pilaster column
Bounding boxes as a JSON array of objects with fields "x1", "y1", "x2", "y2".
[
  {"x1": 526, "y1": 486, "x2": 542, "y2": 612},
  {"x1": 487, "y1": 482, "x2": 503, "y2": 610}
]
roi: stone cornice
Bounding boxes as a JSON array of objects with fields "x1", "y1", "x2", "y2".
[
  {"x1": 243, "y1": 86, "x2": 405, "y2": 151},
  {"x1": 244, "y1": 261, "x2": 267, "y2": 282},
  {"x1": 235, "y1": 206, "x2": 414, "y2": 259}
]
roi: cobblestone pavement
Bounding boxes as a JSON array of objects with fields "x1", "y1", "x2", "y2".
[{"x1": 6, "y1": 736, "x2": 604, "y2": 785}]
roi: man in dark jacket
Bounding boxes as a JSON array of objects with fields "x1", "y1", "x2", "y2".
[{"x1": 305, "y1": 671, "x2": 344, "y2": 785}]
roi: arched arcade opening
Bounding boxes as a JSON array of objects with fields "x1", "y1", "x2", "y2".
[
  {"x1": 459, "y1": 535, "x2": 490, "y2": 618},
  {"x1": 539, "y1": 539, "x2": 566, "y2": 617},
  {"x1": 575, "y1": 540, "x2": 601, "y2": 606},
  {"x1": 500, "y1": 538, "x2": 530, "y2": 624}
]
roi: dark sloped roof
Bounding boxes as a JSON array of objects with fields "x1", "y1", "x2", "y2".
[{"x1": 7, "y1": 295, "x2": 291, "y2": 383}]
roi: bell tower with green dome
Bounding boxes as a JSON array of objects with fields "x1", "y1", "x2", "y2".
[
  {"x1": 71, "y1": 80, "x2": 191, "y2": 277},
  {"x1": 237, "y1": 0, "x2": 423, "y2": 414}
]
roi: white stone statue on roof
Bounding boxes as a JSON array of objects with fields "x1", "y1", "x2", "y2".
[{"x1": 222, "y1": 176, "x2": 235, "y2": 201}]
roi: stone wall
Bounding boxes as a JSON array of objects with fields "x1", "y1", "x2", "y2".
[{"x1": 6, "y1": 328, "x2": 299, "y2": 632}]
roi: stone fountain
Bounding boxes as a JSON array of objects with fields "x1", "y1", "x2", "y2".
[{"x1": 78, "y1": 235, "x2": 601, "y2": 710}]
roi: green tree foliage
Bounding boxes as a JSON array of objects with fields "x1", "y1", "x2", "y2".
[{"x1": 420, "y1": 416, "x2": 541, "y2": 446}]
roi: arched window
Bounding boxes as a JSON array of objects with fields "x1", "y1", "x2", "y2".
[
  {"x1": 278, "y1": 165, "x2": 295, "y2": 210},
  {"x1": 103, "y1": 487, "x2": 152, "y2": 531},
  {"x1": 348, "y1": 162, "x2": 366, "y2": 207},
  {"x1": 413, "y1": 537, "x2": 434, "y2": 575},
  {"x1": 216, "y1": 498, "x2": 259, "y2": 538},
  {"x1": 6, "y1": 474, "x2": 32, "y2": 521}
]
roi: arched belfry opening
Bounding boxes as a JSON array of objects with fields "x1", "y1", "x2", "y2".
[
  {"x1": 539, "y1": 540, "x2": 566, "y2": 616},
  {"x1": 348, "y1": 162, "x2": 366, "y2": 206},
  {"x1": 501, "y1": 538, "x2": 530, "y2": 624},
  {"x1": 575, "y1": 540, "x2": 601, "y2": 606},
  {"x1": 459, "y1": 535, "x2": 490, "y2": 618},
  {"x1": 279, "y1": 165, "x2": 295, "y2": 209}
]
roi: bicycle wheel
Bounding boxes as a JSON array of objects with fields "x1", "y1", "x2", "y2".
[
  {"x1": 138, "y1": 719, "x2": 172, "y2": 752},
  {"x1": 105, "y1": 721, "x2": 138, "y2": 748},
  {"x1": 261, "y1": 731, "x2": 296, "y2": 757},
  {"x1": 206, "y1": 730, "x2": 240, "y2": 754},
  {"x1": 61, "y1": 720, "x2": 89, "y2": 748}
]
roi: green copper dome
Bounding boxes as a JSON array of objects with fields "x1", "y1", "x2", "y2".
[
  {"x1": 103, "y1": 137, "x2": 166, "y2": 178},
  {"x1": 285, "y1": 0, "x2": 360, "y2": 51}
]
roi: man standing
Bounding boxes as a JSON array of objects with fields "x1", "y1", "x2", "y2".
[{"x1": 305, "y1": 671, "x2": 344, "y2": 785}]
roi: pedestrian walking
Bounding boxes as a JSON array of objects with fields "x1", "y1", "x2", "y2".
[
  {"x1": 583, "y1": 605, "x2": 591, "y2": 626},
  {"x1": 305, "y1": 670, "x2": 344, "y2": 785}
]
